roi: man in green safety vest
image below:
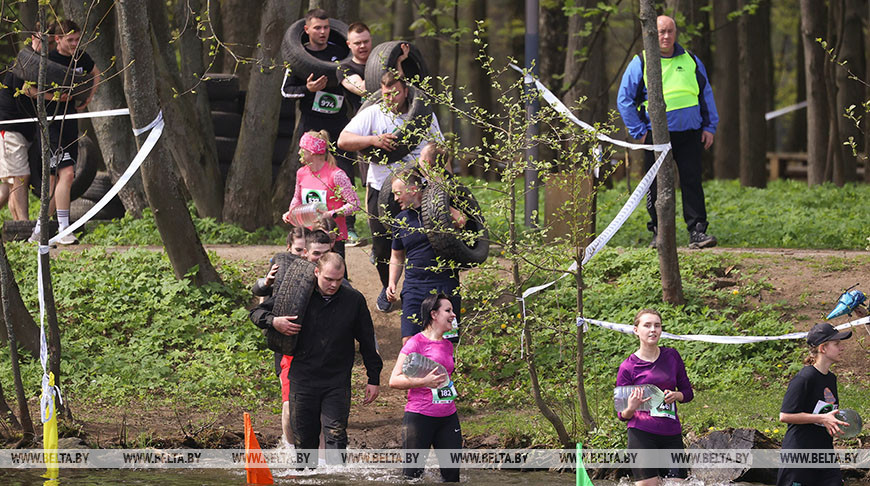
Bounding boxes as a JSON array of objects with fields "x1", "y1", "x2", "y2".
[{"x1": 617, "y1": 15, "x2": 719, "y2": 249}]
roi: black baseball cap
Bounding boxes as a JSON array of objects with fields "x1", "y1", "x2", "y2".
[{"x1": 807, "y1": 323, "x2": 852, "y2": 347}]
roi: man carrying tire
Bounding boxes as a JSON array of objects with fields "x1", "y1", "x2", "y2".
[
  {"x1": 29, "y1": 19, "x2": 100, "y2": 245},
  {"x1": 283, "y1": 9, "x2": 359, "y2": 244},
  {"x1": 386, "y1": 168, "x2": 465, "y2": 345},
  {"x1": 249, "y1": 253, "x2": 382, "y2": 462},
  {"x1": 251, "y1": 228, "x2": 336, "y2": 447},
  {"x1": 338, "y1": 72, "x2": 442, "y2": 313}
]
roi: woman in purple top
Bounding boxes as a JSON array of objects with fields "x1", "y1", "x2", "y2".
[
  {"x1": 617, "y1": 308, "x2": 694, "y2": 485},
  {"x1": 389, "y1": 293, "x2": 461, "y2": 482}
]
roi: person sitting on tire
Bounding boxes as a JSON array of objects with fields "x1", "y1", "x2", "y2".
[
  {"x1": 386, "y1": 168, "x2": 465, "y2": 345},
  {"x1": 284, "y1": 131, "x2": 360, "y2": 269},
  {"x1": 29, "y1": 19, "x2": 100, "y2": 246},
  {"x1": 251, "y1": 226, "x2": 340, "y2": 448},
  {"x1": 338, "y1": 72, "x2": 442, "y2": 314},
  {"x1": 249, "y1": 253, "x2": 382, "y2": 462}
]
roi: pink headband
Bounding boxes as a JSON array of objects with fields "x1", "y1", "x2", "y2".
[{"x1": 300, "y1": 133, "x2": 327, "y2": 155}]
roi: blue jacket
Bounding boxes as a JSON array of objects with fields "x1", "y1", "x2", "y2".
[{"x1": 617, "y1": 43, "x2": 719, "y2": 139}]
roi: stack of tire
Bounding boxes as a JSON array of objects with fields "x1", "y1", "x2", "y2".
[{"x1": 206, "y1": 74, "x2": 296, "y2": 183}]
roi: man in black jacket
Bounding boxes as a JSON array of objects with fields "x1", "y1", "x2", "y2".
[{"x1": 249, "y1": 252, "x2": 382, "y2": 457}]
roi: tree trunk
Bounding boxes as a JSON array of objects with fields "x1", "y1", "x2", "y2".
[
  {"x1": 174, "y1": 0, "x2": 219, "y2": 194},
  {"x1": 463, "y1": 0, "x2": 492, "y2": 179},
  {"x1": 0, "y1": 241, "x2": 34, "y2": 438},
  {"x1": 18, "y1": 0, "x2": 37, "y2": 42},
  {"x1": 787, "y1": 18, "x2": 807, "y2": 153},
  {"x1": 147, "y1": 0, "x2": 225, "y2": 219},
  {"x1": 640, "y1": 0, "x2": 684, "y2": 305},
  {"x1": 0, "y1": 244, "x2": 40, "y2": 359},
  {"x1": 336, "y1": 0, "x2": 359, "y2": 22},
  {"x1": 575, "y1": 248, "x2": 595, "y2": 429},
  {"x1": 61, "y1": 0, "x2": 148, "y2": 216},
  {"x1": 712, "y1": 0, "x2": 739, "y2": 179},
  {"x1": 737, "y1": 0, "x2": 768, "y2": 188},
  {"x1": 116, "y1": 0, "x2": 222, "y2": 286},
  {"x1": 415, "y1": 0, "x2": 440, "y2": 80},
  {"x1": 394, "y1": 0, "x2": 414, "y2": 40},
  {"x1": 33, "y1": 4, "x2": 67, "y2": 420},
  {"x1": 800, "y1": 0, "x2": 828, "y2": 186},
  {"x1": 219, "y1": 0, "x2": 263, "y2": 87},
  {"x1": 223, "y1": 0, "x2": 296, "y2": 229},
  {"x1": 835, "y1": 0, "x2": 863, "y2": 183},
  {"x1": 308, "y1": 0, "x2": 337, "y2": 13}
]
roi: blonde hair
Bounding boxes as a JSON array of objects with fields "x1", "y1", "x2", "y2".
[
  {"x1": 804, "y1": 344, "x2": 821, "y2": 366},
  {"x1": 302, "y1": 130, "x2": 337, "y2": 168},
  {"x1": 633, "y1": 308, "x2": 662, "y2": 326}
]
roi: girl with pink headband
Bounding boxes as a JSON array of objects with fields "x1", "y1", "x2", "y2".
[{"x1": 284, "y1": 130, "x2": 361, "y2": 265}]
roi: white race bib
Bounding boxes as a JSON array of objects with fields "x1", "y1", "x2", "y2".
[
  {"x1": 432, "y1": 380, "x2": 458, "y2": 404},
  {"x1": 312, "y1": 91, "x2": 344, "y2": 114},
  {"x1": 302, "y1": 188, "x2": 328, "y2": 205}
]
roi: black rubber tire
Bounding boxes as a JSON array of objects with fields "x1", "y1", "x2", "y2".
[
  {"x1": 377, "y1": 172, "x2": 402, "y2": 232},
  {"x1": 263, "y1": 253, "x2": 317, "y2": 355},
  {"x1": 204, "y1": 73, "x2": 240, "y2": 101},
  {"x1": 12, "y1": 46, "x2": 95, "y2": 105},
  {"x1": 273, "y1": 136, "x2": 292, "y2": 165},
  {"x1": 209, "y1": 98, "x2": 240, "y2": 113},
  {"x1": 421, "y1": 182, "x2": 489, "y2": 267},
  {"x1": 281, "y1": 18, "x2": 350, "y2": 88},
  {"x1": 211, "y1": 111, "x2": 242, "y2": 138},
  {"x1": 81, "y1": 172, "x2": 112, "y2": 201},
  {"x1": 2, "y1": 220, "x2": 57, "y2": 242},
  {"x1": 29, "y1": 134, "x2": 98, "y2": 201},
  {"x1": 358, "y1": 86, "x2": 433, "y2": 165},
  {"x1": 70, "y1": 195, "x2": 126, "y2": 222},
  {"x1": 215, "y1": 136, "x2": 237, "y2": 166},
  {"x1": 364, "y1": 41, "x2": 429, "y2": 94}
]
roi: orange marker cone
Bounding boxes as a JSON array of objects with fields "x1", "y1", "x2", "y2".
[{"x1": 244, "y1": 412, "x2": 274, "y2": 485}]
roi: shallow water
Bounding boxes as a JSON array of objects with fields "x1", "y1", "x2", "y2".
[{"x1": 0, "y1": 468, "x2": 776, "y2": 485}]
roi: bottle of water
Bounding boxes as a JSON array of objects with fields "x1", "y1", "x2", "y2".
[
  {"x1": 835, "y1": 408, "x2": 863, "y2": 438},
  {"x1": 613, "y1": 384, "x2": 666, "y2": 413},
  {"x1": 402, "y1": 352, "x2": 448, "y2": 388},
  {"x1": 288, "y1": 202, "x2": 327, "y2": 229}
]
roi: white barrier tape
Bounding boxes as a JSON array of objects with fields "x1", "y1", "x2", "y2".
[
  {"x1": 578, "y1": 316, "x2": 870, "y2": 344},
  {"x1": 509, "y1": 63, "x2": 671, "y2": 152},
  {"x1": 520, "y1": 147, "x2": 669, "y2": 300},
  {"x1": 511, "y1": 63, "x2": 672, "y2": 301},
  {"x1": 280, "y1": 69, "x2": 303, "y2": 99},
  {"x1": 765, "y1": 101, "x2": 807, "y2": 121},
  {"x1": 49, "y1": 111, "x2": 164, "y2": 245},
  {"x1": 37, "y1": 110, "x2": 164, "y2": 422},
  {"x1": 0, "y1": 108, "x2": 130, "y2": 126}
]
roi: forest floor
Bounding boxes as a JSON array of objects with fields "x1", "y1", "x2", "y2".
[{"x1": 49, "y1": 244, "x2": 870, "y2": 450}]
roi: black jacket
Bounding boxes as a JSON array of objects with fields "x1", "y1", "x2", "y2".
[{"x1": 250, "y1": 283, "x2": 382, "y2": 387}]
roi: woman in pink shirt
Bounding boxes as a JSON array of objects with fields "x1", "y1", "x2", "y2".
[
  {"x1": 285, "y1": 130, "x2": 360, "y2": 262},
  {"x1": 389, "y1": 293, "x2": 461, "y2": 482}
]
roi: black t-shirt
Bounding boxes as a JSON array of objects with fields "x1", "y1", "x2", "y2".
[
  {"x1": 337, "y1": 59, "x2": 365, "y2": 114},
  {"x1": 46, "y1": 49, "x2": 95, "y2": 115},
  {"x1": 780, "y1": 365, "x2": 839, "y2": 450},
  {"x1": 392, "y1": 207, "x2": 458, "y2": 283},
  {"x1": 0, "y1": 72, "x2": 35, "y2": 139},
  {"x1": 285, "y1": 42, "x2": 349, "y2": 139}
]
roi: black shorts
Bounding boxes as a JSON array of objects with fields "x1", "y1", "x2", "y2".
[
  {"x1": 777, "y1": 465, "x2": 843, "y2": 486},
  {"x1": 627, "y1": 427, "x2": 688, "y2": 481}
]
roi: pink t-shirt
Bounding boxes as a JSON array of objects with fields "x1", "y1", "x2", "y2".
[
  {"x1": 290, "y1": 163, "x2": 360, "y2": 240},
  {"x1": 400, "y1": 332, "x2": 456, "y2": 417}
]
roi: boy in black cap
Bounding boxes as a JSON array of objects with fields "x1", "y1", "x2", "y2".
[{"x1": 776, "y1": 323, "x2": 852, "y2": 486}]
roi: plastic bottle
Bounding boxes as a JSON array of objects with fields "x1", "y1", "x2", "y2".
[
  {"x1": 402, "y1": 352, "x2": 448, "y2": 388},
  {"x1": 288, "y1": 202, "x2": 327, "y2": 229},
  {"x1": 835, "y1": 408, "x2": 863, "y2": 438},
  {"x1": 613, "y1": 384, "x2": 666, "y2": 413}
]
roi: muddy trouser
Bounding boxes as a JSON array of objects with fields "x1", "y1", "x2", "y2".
[
  {"x1": 643, "y1": 129, "x2": 707, "y2": 234},
  {"x1": 289, "y1": 382, "x2": 351, "y2": 464},
  {"x1": 366, "y1": 185, "x2": 391, "y2": 288},
  {"x1": 402, "y1": 411, "x2": 461, "y2": 482}
]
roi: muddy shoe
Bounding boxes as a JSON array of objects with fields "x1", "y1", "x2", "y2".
[
  {"x1": 689, "y1": 230, "x2": 717, "y2": 249},
  {"x1": 649, "y1": 231, "x2": 658, "y2": 249},
  {"x1": 376, "y1": 287, "x2": 393, "y2": 313}
]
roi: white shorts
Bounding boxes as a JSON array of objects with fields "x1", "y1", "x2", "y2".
[{"x1": 0, "y1": 131, "x2": 31, "y2": 179}]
